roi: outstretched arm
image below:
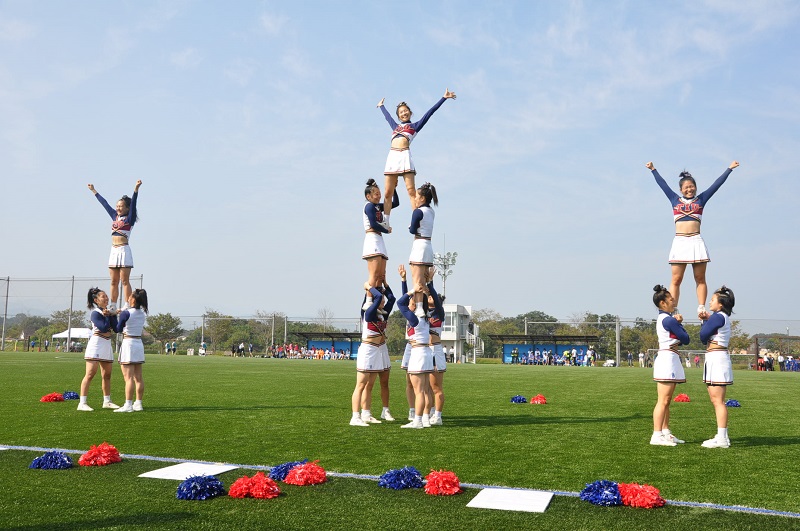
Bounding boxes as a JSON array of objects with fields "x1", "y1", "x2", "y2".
[
  {"x1": 397, "y1": 292, "x2": 419, "y2": 327},
  {"x1": 698, "y1": 161, "x2": 737, "y2": 204},
  {"x1": 647, "y1": 163, "x2": 679, "y2": 202},
  {"x1": 378, "y1": 98, "x2": 399, "y2": 130},
  {"x1": 427, "y1": 280, "x2": 444, "y2": 319},
  {"x1": 89, "y1": 184, "x2": 117, "y2": 219},
  {"x1": 129, "y1": 180, "x2": 141, "y2": 224},
  {"x1": 398, "y1": 264, "x2": 408, "y2": 295}
]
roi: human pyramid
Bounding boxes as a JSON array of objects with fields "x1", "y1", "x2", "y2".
[
  {"x1": 645, "y1": 160, "x2": 740, "y2": 449},
  {"x1": 77, "y1": 181, "x2": 149, "y2": 414},
  {"x1": 351, "y1": 88, "x2": 456, "y2": 429}
]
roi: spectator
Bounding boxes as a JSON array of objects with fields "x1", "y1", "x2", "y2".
[
  {"x1": 639, "y1": 351, "x2": 645, "y2": 367},
  {"x1": 694, "y1": 354, "x2": 701, "y2": 368},
  {"x1": 627, "y1": 351, "x2": 633, "y2": 367},
  {"x1": 778, "y1": 353, "x2": 785, "y2": 371}
]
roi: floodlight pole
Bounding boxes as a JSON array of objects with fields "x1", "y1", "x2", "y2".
[
  {"x1": 433, "y1": 246, "x2": 458, "y2": 298},
  {"x1": 1, "y1": 277, "x2": 9, "y2": 350}
]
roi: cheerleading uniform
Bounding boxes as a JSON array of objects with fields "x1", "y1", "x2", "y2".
[
  {"x1": 409, "y1": 206, "x2": 435, "y2": 266},
  {"x1": 652, "y1": 168, "x2": 732, "y2": 264},
  {"x1": 115, "y1": 307, "x2": 146, "y2": 364},
  {"x1": 362, "y1": 191, "x2": 399, "y2": 260},
  {"x1": 84, "y1": 310, "x2": 118, "y2": 362},
  {"x1": 700, "y1": 311, "x2": 733, "y2": 385},
  {"x1": 95, "y1": 191, "x2": 138, "y2": 268},
  {"x1": 357, "y1": 287, "x2": 395, "y2": 372},
  {"x1": 399, "y1": 278, "x2": 412, "y2": 370},
  {"x1": 398, "y1": 292, "x2": 433, "y2": 374},
  {"x1": 652, "y1": 311, "x2": 689, "y2": 383},
  {"x1": 427, "y1": 281, "x2": 446, "y2": 373},
  {"x1": 380, "y1": 97, "x2": 447, "y2": 176}
]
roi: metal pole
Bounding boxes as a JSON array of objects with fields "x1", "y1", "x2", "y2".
[
  {"x1": 271, "y1": 313, "x2": 275, "y2": 346},
  {"x1": 615, "y1": 316, "x2": 621, "y2": 368},
  {"x1": 1, "y1": 277, "x2": 9, "y2": 350},
  {"x1": 201, "y1": 315, "x2": 205, "y2": 345},
  {"x1": 283, "y1": 316, "x2": 287, "y2": 344},
  {"x1": 67, "y1": 276, "x2": 75, "y2": 354}
]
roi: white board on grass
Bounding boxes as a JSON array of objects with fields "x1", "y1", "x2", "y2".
[
  {"x1": 139, "y1": 462, "x2": 238, "y2": 480},
  {"x1": 466, "y1": 488, "x2": 554, "y2": 513}
]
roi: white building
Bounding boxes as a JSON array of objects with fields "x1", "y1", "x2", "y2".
[{"x1": 441, "y1": 303, "x2": 482, "y2": 363}]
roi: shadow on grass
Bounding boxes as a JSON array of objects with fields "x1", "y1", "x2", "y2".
[
  {"x1": 6, "y1": 511, "x2": 194, "y2": 531},
  {"x1": 151, "y1": 404, "x2": 337, "y2": 412},
  {"x1": 449, "y1": 413, "x2": 648, "y2": 427},
  {"x1": 728, "y1": 435, "x2": 800, "y2": 448}
]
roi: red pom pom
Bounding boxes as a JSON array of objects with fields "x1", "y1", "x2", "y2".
[
  {"x1": 78, "y1": 442, "x2": 122, "y2": 467},
  {"x1": 618, "y1": 482, "x2": 666, "y2": 508},
  {"x1": 283, "y1": 460, "x2": 327, "y2": 486},
  {"x1": 40, "y1": 392, "x2": 64, "y2": 402},
  {"x1": 674, "y1": 393, "x2": 690, "y2": 402},
  {"x1": 228, "y1": 476, "x2": 252, "y2": 498},
  {"x1": 424, "y1": 469, "x2": 462, "y2": 496},
  {"x1": 530, "y1": 394, "x2": 547, "y2": 404},
  {"x1": 249, "y1": 471, "x2": 281, "y2": 499}
]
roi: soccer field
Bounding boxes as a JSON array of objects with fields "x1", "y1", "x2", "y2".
[{"x1": 1, "y1": 353, "x2": 798, "y2": 530}]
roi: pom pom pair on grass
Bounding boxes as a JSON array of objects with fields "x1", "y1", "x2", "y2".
[
  {"x1": 511, "y1": 394, "x2": 547, "y2": 404},
  {"x1": 39, "y1": 391, "x2": 79, "y2": 402},
  {"x1": 30, "y1": 442, "x2": 121, "y2": 469},
  {"x1": 228, "y1": 472, "x2": 280, "y2": 499},
  {"x1": 580, "y1": 480, "x2": 666, "y2": 509}
]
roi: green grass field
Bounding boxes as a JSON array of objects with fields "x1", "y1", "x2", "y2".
[{"x1": 1, "y1": 353, "x2": 798, "y2": 530}]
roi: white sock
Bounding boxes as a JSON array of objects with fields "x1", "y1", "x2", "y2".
[
  {"x1": 652, "y1": 431, "x2": 663, "y2": 438},
  {"x1": 434, "y1": 410, "x2": 441, "y2": 418},
  {"x1": 384, "y1": 213, "x2": 390, "y2": 223},
  {"x1": 662, "y1": 428, "x2": 672, "y2": 436},
  {"x1": 362, "y1": 409, "x2": 372, "y2": 419},
  {"x1": 103, "y1": 395, "x2": 112, "y2": 403},
  {"x1": 422, "y1": 413, "x2": 430, "y2": 423},
  {"x1": 134, "y1": 400, "x2": 142, "y2": 407},
  {"x1": 409, "y1": 408, "x2": 415, "y2": 417},
  {"x1": 125, "y1": 400, "x2": 133, "y2": 407},
  {"x1": 79, "y1": 396, "x2": 88, "y2": 405},
  {"x1": 717, "y1": 428, "x2": 728, "y2": 439},
  {"x1": 382, "y1": 407, "x2": 390, "y2": 415},
  {"x1": 414, "y1": 415, "x2": 423, "y2": 424},
  {"x1": 352, "y1": 412, "x2": 361, "y2": 420}
]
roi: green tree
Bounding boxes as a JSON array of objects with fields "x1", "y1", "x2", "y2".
[
  {"x1": 50, "y1": 308, "x2": 88, "y2": 330},
  {"x1": 204, "y1": 309, "x2": 233, "y2": 354},
  {"x1": 145, "y1": 313, "x2": 184, "y2": 354}
]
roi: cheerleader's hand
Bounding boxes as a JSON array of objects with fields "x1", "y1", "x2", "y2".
[
  {"x1": 387, "y1": 226, "x2": 392, "y2": 234},
  {"x1": 427, "y1": 266, "x2": 436, "y2": 283},
  {"x1": 377, "y1": 97, "x2": 385, "y2": 107},
  {"x1": 674, "y1": 313, "x2": 683, "y2": 323},
  {"x1": 698, "y1": 310, "x2": 710, "y2": 320},
  {"x1": 87, "y1": 184, "x2": 97, "y2": 193},
  {"x1": 134, "y1": 180, "x2": 142, "y2": 191},
  {"x1": 398, "y1": 264, "x2": 406, "y2": 280},
  {"x1": 645, "y1": 162, "x2": 655, "y2": 171},
  {"x1": 729, "y1": 160, "x2": 739, "y2": 169},
  {"x1": 364, "y1": 282, "x2": 372, "y2": 292},
  {"x1": 444, "y1": 88, "x2": 456, "y2": 99}
]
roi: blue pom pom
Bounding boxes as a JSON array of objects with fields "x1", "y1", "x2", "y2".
[
  {"x1": 511, "y1": 395, "x2": 527, "y2": 404},
  {"x1": 378, "y1": 466, "x2": 424, "y2": 490},
  {"x1": 176, "y1": 475, "x2": 226, "y2": 500},
  {"x1": 62, "y1": 391, "x2": 79, "y2": 400},
  {"x1": 725, "y1": 399, "x2": 741, "y2": 407},
  {"x1": 580, "y1": 480, "x2": 622, "y2": 506},
  {"x1": 29, "y1": 451, "x2": 73, "y2": 470},
  {"x1": 269, "y1": 459, "x2": 308, "y2": 481}
]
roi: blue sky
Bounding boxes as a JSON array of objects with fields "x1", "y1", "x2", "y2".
[{"x1": 1, "y1": 0, "x2": 799, "y2": 325}]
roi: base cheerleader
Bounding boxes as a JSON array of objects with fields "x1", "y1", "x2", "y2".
[
  {"x1": 362, "y1": 179, "x2": 398, "y2": 308},
  {"x1": 112, "y1": 288, "x2": 148, "y2": 413},
  {"x1": 426, "y1": 270, "x2": 446, "y2": 426},
  {"x1": 699, "y1": 286, "x2": 736, "y2": 448},
  {"x1": 397, "y1": 285, "x2": 434, "y2": 429},
  {"x1": 377, "y1": 89, "x2": 455, "y2": 227},
  {"x1": 646, "y1": 161, "x2": 738, "y2": 317},
  {"x1": 78, "y1": 288, "x2": 121, "y2": 411},
  {"x1": 88, "y1": 180, "x2": 142, "y2": 309},
  {"x1": 650, "y1": 285, "x2": 690, "y2": 446},
  {"x1": 409, "y1": 182, "x2": 438, "y2": 317}
]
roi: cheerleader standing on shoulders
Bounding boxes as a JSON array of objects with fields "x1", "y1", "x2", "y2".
[
  {"x1": 112, "y1": 289, "x2": 148, "y2": 413},
  {"x1": 362, "y1": 179, "x2": 398, "y2": 308},
  {"x1": 377, "y1": 88, "x2": 455, "y2": 227},
  {"x1": 397, "y1": 285, "x2": 434, "y2": 429},
  {"x1": 88, "y1": 180, "x2": 142, "y2": 309},
  {"x1": 78, "y1": 288, "x2": 121, "y2": 411},
  {"x1": 646, "y1": 161, "x2": 738, "y2": 317},
  {"x1": 699, "y1": 286, "x2": 736, "y2": 448},
  {"x1": 426, "y1": 268, "x2": 446, "y2": 426},
  {"x1": 409, "y1": 182, "x2": 438, "y2": 317},
  {"x1": 650, "y1": 285, "x2": 690, "y2": 446},
  {"x1": 350, "y1": 282, "x2": 395, "y2": 426},
  {"x1": 398, "y1": 265, "x2": 419, "y2": 421}
]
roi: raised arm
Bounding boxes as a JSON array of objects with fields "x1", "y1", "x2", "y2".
[
  {"x1": 697, "y1": 162, "x2": 737, "y2": 204},
  {"x1": 378, "y1": 98, "x2": 399, "y2": 130},
  {"x1": 427, "y1": 280, "x2": 445, "y2": 319},
  {"x1": 383, "y1": 283, "x2": 396, "y2": 314},
  {"x1": 397, "y1": 292, "x2": 419, "y2": 327},
  {"x1": 646, "y1": 163, "x2": 679, "y2": 203},
  {"x1": 398, "y1": 264, "x2": 408, "y2": 295},
  {"x1": 89, "y1": 184, "x2": 117, "y2": 219}
]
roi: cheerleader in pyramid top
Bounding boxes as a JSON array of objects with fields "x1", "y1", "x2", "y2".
[
  {"x1": 88, "y1": 180, "x2": 142, "y2": 309},
  {"x1": 646, "y1": 161, "x2": 739, "y2": 318},
  {"x1": 78, "y1": 287, "x2": 121, "y2": 412},
  {"x1": 397, "y1": 283, "x2": 434, "y2": 429},
  {"x1": 650, "y1": 285, "x2": 689, "y2": 447},
  {"x1": 377, "y1": 88, "x2": 455, "y2": 227},
  {"x1": 408, "y1": 182, "x2": 438, "y2": 318},
  {"x1": 112, "y1": 288, "x2": 148, "y2": 413},
  {"x1": 425, "y1": 267, "x2": 446, "y2": 426},
  {"x1": 350, "y1": 281, "x2": 396, "y2": 427},
  {"x1": 362, "y1": 179, "x2": 399, "y2": 309},
  {"x1": 699, "y1": 285, "x2": 736, "y2": 449}
]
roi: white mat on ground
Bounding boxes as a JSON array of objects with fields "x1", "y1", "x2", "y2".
[
  {"x1": 467, "y1": 487, "x2": 553, "y2": 513},
  {"x1": 139, "y1": 462, "x2": 238, "y2": 480}
]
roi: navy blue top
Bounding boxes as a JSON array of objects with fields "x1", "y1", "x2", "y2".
[
  {"x1": 363, "y1": 286, "x2": 396, "y2": 322},
  {"x1": 95, "y1": 191, "x2": 138, "y2": 236},
  {"x1": 652, "y1": 168, "x2": 731, "y2": 222},
  {"x1": 364, "y1": 190, "x2": 399, "y2": 233},
  {"x1": 91, "y1": 310, "x2": 118, "y2": 333},
  {"x1": 380, "y1": 97, "x2": 447, "y2": 140}
]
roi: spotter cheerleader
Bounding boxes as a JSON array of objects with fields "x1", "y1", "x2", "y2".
[
  {"x1": 646, "y1": 161, "x2": 738, "y2": 317},
  {"x1": 88, "y1": 180, "x2": 142, "y2": 308},
  {"x1": 78, "y1": 288, "x2": 121, "y2": 412},
  {"x1": 377, "y1": 88, "x2": 455, "y2": 227},
  {"x1": 350, "y1": 283, "x2": 395, "y2": 427},
  {"x1": 398, "y1": 265, "x2": 419, "y2": 422},
  {"x1": 650, "y1": 285, "x2": 689, "y2": 446},
  {"x1": 409, "y1": 182, "x2": 438, "y2": 317},
  {"x1": 699, "y1": 286, "x2": 736, "y2": 448},
  {"x1": 426, "y1": 270, "x2": 446, "y2": 426},
  {"x1": 112, "y1": 288, "x2": 148, "y2": 413},
  {"x1": 397, "y1": 285, "x2": 434, "y2": 429},
  {"x1": 362, "y1": 179, "x2": 399, "y2": 308}
]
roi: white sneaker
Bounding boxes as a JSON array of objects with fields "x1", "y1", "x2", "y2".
[
  {"x1": 697, "y1": 305, "x2": 706, "y2": 316},
  {"x1": 665, "y1": 433, "x2": 685, "y2": 444},
  {"x1": 362, "y1": 298, "x2": 374, "y2": 311},
  {"x1": 401, "y1": 420, "x2": 423, "y2": 429},
  {"x1": 380, "y1": 410, "x2": 395, "y2": 421},
  {"x1": 701, "y1": 437, "x2": 730, "y2": 448},
  {"x1": 132, "y1": 403, "x2": 143, "y2": 412},
  {"x1": 430, "y1": 415, "x2": 442, "y2": 426},
  {"x1": 650, "y1": 435, "x2": 677, "y2": 446},
  {"x1": 102, "y1": 401, "x2": 120, "y2": 409},
  {"x1": 362, "y1": 415, "x2": 382, "y2": 424},
  {"x1": 414, "y1": 306, "x2": 425, "y2": 318},
  {"x1": 350, "y1": 417, "x2": 369, "y2": 427},
  {"x1": 379, "y1": 220, "x2": 391, "y2": 231},
  {"x1": 76, "y1": 403, "x2": 93, "y2": 412},
  {"x1": 114, "y1": 404, "x2": 134, "y2": 413},
  {"x1": 422, "y1": 416, "x2": 431, "y2": 428}
]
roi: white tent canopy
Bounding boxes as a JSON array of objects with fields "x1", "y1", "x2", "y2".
[{"x1": 52, "y1": 328, "x2": 92, "y2": 339}]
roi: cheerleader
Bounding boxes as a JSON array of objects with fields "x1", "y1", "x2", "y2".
[
  {"x1": 77, "y1": 288, "x2": 120, "y2": 412},
  {"x1": 397, "y1": 285, "x2": 434, "y2": 429},
  {"x1": 408, "y1": 182, "x2": 438, "y2": 317},
  {"x1": 377, "y1": 89, "x2": 455, "y2": 226},
  {"x1": 646, "y1": 161, "x2": 738, "y2": 317},
  {"x1": 88, "y1": 180, "x2": 142, "y2": 309},
  {"x1": 362, "y1": 179, "x2": 399, "y2": 308},
  {"x1": 398, "y1": 265, "x2": 418, "y2": 421},
  {"x1": 650, "y1": 285, "x2": 689, "y2": 446},
  {"x1": 112, "y1": 288, "x2": 148, "y2": 413},
  {"x1": 350, "y1": 283, "x2": 395, "y2": 427},
  {"x1": 699, "y1": 286, "x2": 736, "y2": 448},
  {"x1": 426, "y1": 270, "x2": 446, "y2": 426}
]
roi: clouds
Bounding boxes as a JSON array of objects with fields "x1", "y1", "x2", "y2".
[{"x1": 0, "y1": 15, "x2": 34, "y2": 41}]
